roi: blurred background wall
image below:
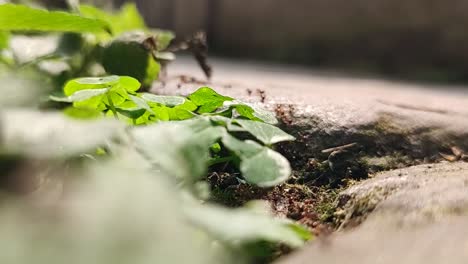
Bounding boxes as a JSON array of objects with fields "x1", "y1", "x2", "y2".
[{"x1": 122, "y1": 0, "x2": 468, "y2": 82}]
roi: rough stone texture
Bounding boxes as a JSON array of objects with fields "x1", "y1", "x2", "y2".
[
  {"x1": 276, "y1": 216, "x2": 468, "y2": 264},
  {"x1": 277, "y1": 162, "x2": 468, "y2": 264},
  {"x1": 336, "y1": 162, "x2": 468, "y2": 229},
  {"x1": 162, "y1": 57, "x2": 468, "y2": 264},
  {"x1": 158, "y1": 57, "x2": 468, "y2": 167}
]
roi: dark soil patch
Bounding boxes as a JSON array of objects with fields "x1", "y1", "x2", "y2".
[{"x1": 208, "y1": 172, "x2": 339, "y2": 236}]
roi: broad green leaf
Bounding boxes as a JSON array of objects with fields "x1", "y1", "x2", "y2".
[
  {"x1": 101, "y1": 38, "x2": 151, "y2": 83},
  {"x1": 167, "y1": 108, "x2": 195, "y2": 120},
  {"x1": 129, "y1": 94, "x2": 154, "y2": 114},
  {"x1": 176, "y1": 99, "x2": 198, "y2": 111},
  {"x1": 0, "y1": 109, "x2": 121, "y2": 158},
  {"x1": 240, "y1": 148, "x2": 291, "y2": 187},
  {"x1": 63, "y1": 106, "x2": 102, "y2": 119},
  {"x1": 131, "y1": 119, "x2": 225, "y2": 180},
  {"x1": 184, "y1": 203, "x2": 304, "y2": 247},
  {"x1": 224, "y1": 101, "x2": 278, "y2": 124},
  {"x1": 234, "y1": 119, "x2": 295, "y2": 145},
  {"x1": 118, "y1": 76, "x2": 141, "y2": 92},
  {"x1": 50, "y1": 88, "x2": 109, "y2": 102},
  {"x1": 221, "y1": 134, "x2": 292, "y2": 187},
  {"x1": 152, "y1": 105, "x2": 170, "y2": 121},
  {"x1": 188, "y1": 87, "x2": 233, "y2": 113},
  {"x1": 64, "y1": 76, "x2": 119, "y2": 96},
  {"x1": 0, "y1": 31, "x2": 8, "y2": 50},
  {"x1": 101, "y1": 90, "x2": 126, "y2": 107},
  {"x1": 116, "y1": 107, "x2": 146, "y2": 120},
  {"x1": 221, "y1": 134, "x2": 263, "y2": 158},
  {"x1": 0, "y1": 4, "x2": 110, "y2": 33},
  {"x1": 143, "y1": 56, "x2": 160, "y2": 86},
  {"x1": 79, "y1": 3, "x2": 146, "y2": 36},
  {"x1": 141, "y1": 93, "x2": 185, "y2": 106}
]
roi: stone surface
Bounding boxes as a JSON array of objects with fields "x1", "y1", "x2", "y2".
[
  {"x1": 161, "y1": 58, "x2": 468, "y2": 263},
  {"x1": 336, "y1": 162, "x2": 468, "y2": 229},
  {"x1": 158, "y1": 57, "x2": 468, "y2": 167},
  {"x1": 277, "y1": 162, "x2": 468, "y2": 264}
]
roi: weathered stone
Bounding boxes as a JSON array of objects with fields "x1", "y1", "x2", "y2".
[
  {"x1": 336, "y1": 162, "x2": 468, "y2": 229},
  {"x1": 157, "y1": 57, "x2": 468, "y2": 170},
  {"x1": 277, "y1": 162, "x2": 468, "y2": 264}
]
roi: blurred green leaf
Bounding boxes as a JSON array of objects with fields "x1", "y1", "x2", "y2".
[
  {"x1": 79, "y1": 3, "x2": 146, "y2": 36},
  {"x1": 0, "y1": 109, "x2": 122, "y2": 158},
  {"x1": 233, "y1": 119, "x2": 295, "y2": 145},
  {"x1": 184, "y1": 203, "x2": 305, "y2": 248},
  {"x1": 0, "y1": 31, "x2": 8, "y2": 51},
  {"x1": 0, "y1": 4, "x2": 110, "y2": 33},
  {"x1": 101, "y1": 38, "x2": 155, "y2": 83},
  {"x1": 63, "y1": 106, "x2": 102, "y2": 119},
  {"x1": 131, "y1": 119, "x2": 225, "y2": 181}
]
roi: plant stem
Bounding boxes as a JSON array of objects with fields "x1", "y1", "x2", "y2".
[{"x1": 107, "y1": 94, "x2": 119, "y2": 120}]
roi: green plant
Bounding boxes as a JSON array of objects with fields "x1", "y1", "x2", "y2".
[
  {"x1": 50, "y1": 75, "x2": 295, "y2": 187},
  {"x1": 0, "y1": 2, "x2": 312, "y2": 263}
]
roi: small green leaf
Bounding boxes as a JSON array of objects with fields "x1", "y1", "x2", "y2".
[
  {"x1": 152, "y1": 105, "x2": 170, "y2": 121},
  {"x1": 118, "y1": 76, "x2": 141, "y2": 92},
  {"x1": 221, "y1": 134, "x2": 292, "y2": 187},
  {"x1": 50, "y1": 88, "x2": 109, "y2": 102},
  {"x1": 0, "y1": 4, "x2": 110, "y2": 33},
  {"x1": 225, "y1": 101, "x2": 278, "y2": 124},
  {"x1": 167, "y1": 108, "x2": 195, "y2": 120},
  {"x1": 221, "y1": 134, "x2": 263, "y2": 158},
  {"x1": 129, "y1": 94, "x2": 154, "y2": 114},
  {"x1": 141, "y1": 93, "x2": 186, "y2": 107},
  {"x1": 116, "y1": 107, "x2": 146, "y2": 120},
  {"x1": 286, "y1": 222, "x2": 313, "y2": 241},
  {"x1": 63, "y1": 106, "x2": 102, "y2": 119},
  {"x1": 64, "y1": 76, "x2": 119, "y2": 96},
  {"x1": 234, "y1": 119, "x2": 295, "y2": 145},
  {"x1": 188, "y1": 87, "x2": 233, "y2": 113},
  {"x1": 240, "y1": 148, "x2": 291, "y2": 187}
]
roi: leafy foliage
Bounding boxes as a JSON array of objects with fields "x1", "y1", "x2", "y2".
[
  {"x1": 0, "y1": 4, "x2": 110, "y2": 33},
  {"x1": 0, "y1": 3, "x2": 312, "y2": 264}
]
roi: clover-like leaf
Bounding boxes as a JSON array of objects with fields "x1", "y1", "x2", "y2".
[
  {"x1": 141, "y1": 93, "x2": 186, "y2": 107},
  {"x1": 64, "y1": 76, "x2": 139, "y2": 96},
  {"x1": 240, "y1": 148, "x2": 291, "y2": 187},
  {"x1": 50, "y1": 88, "x2": 109, "y2": 103},
  {"x1": 221, "y1": 134, "x2": 291, "y2": 187},
  {"x1": 233, "y1": 119, "x2": 295, "y2": 145},
  {"x1": 129, "y1": 94, "x2": 154, "y2": 114},
  {"x1": 188, "y1": 87, "x2": 233, "y2": 113},
  {"x1": 131, "y1": 118, "x2": 226, "y2": 181},
  {"x1": 224, "y1": 101, "x2": 278, "y2": 124},
  {"x1": 0, "y1": 4, "x2": 110, "y2": 33}
]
